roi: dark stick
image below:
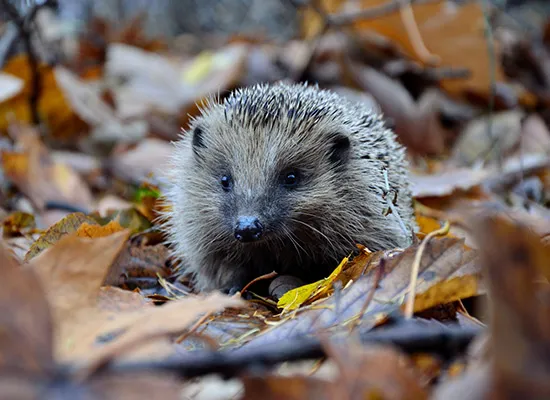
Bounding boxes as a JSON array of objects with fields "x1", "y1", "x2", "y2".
[
  {"x1": 86, "y1": 322, "x2": 482, "y2": 379},
  {"x1": 328, "y1": 0, "x2": 440, "y2": 26},
  {"x1": 0, "y1": 0, "x2": 56, "y2": 126}
]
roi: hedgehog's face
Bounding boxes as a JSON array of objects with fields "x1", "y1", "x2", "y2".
[{"x1": 188, "y1": 115, "x2": 353, "y2": 248}]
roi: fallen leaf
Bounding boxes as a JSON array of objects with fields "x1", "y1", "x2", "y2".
[
  {"x1": 25, "y1": 212, "x2": 98, "y2": 261},
  {"x1": 0, "y1": 55, "x2": 88, "y2": 142},
  {"x1": 0, "y1": 241, "x2": 53, "y2": 375},
  {"x1": 80, "y1": 292, "x2": 245, "y2": 370},
  {"x1": 54, "y1": 66, "x2": 148, "y2": 145},
  {"x1": 0, "y1": 72, "x2": 23, "y2": 103},
  {"x1": 0, "y1": 235, "x2": 181, "y2": 400},
  {"x1": 350, "y1": 1, "x2": 507, "y2": 100},
  {"x1": 325, "y1": 341, "x2": 428, "y2": 399},
  {"x1": 1, "y1": 124, "x2": 93, "y2": 211},
  {"x1": 277, "y1": 256, "x2": 348, "y2": 311},
  {"x1": 92, "y1": 207, "x2": 152, "y2": 234},
  {"x1": 27, "y1": 230, "x2": 130, "y2": 361},
  {"x1": 105, "y1": 240, "x2": 171, "y2": 288},
  {"x1": 473, "y1": 212, "x2": 550, "y2": 397},
  {"x1": 344, "y1": 62, "x2": 446, "y2": 155},
  {"x1": 76, "y1": 220, "x2": 125, "y2": 238},
  {"x1": 412, "y1": 153, "x2": 550, "y2": 198},
  {"x1": 411, "y1": 168, "x2": 492, "y2": 198},
  {"x1": 451, "y1": 110, "x2": 524, "y2": 166},
  {"x1": 242, "y1": 375, "x2": 339, "y2": 400},
  {"x1": 109, "y1": 138, "x2": 173, "y2": 184}
]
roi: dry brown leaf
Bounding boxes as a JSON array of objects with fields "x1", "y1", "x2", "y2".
[
  {"x1": 516, "y1": 113, "x2": 550, "y2": 157},
  {"x1": 351, "y1": 1, "x2": 506, "y2": 100},
  {"x1": 105, "y1": 241, "x2": 171, "y2": 288},
  {"x1": 54, "y1": 66, "x2": 148, "y2": 144},
  {"x1": 474, "y1": 213, "x2": 550, "y2": 397},
  {"x1": 451, "y1": 110, "x2": 524, "y2": 166},
  {"x1": 242, "y1": 375, "x2": 339, "y2": 400},
  {"x1": 79, "y1": 292, "x2": 245, "y2": 371},
  {"x1": 344, "y1": 62, "x2": 445, "y2": 155},
  {"x1": 0, "y1": 241, "x2": 53, "y2": 375},
  {"x1": 325, "y1": 341, "x2": 428, "y2": 400},
  {"x1": 1, "y1": 124, "x2": 93, "y2": 211},
  {"x1": 0, "y1": 235, "x2": 181, "y2": 399},
  {"x1": 412, "y1": 153, "x2": 550, "y2": 198},
  {"x1": 411, "y1": 168, "x2": 492, "y2": 198},
  {"x1": 109, "y1": 138, "x2": 173, "y2": 184},
  {"x1": 82, "y1": 373, "x2": 182, "y2": 400},
  {"x1": 27, "y1": 230, "x2": 130, "y2": 361},
  {"x1": 26, "y1": 223, "x2": 243, "y2": 366}
]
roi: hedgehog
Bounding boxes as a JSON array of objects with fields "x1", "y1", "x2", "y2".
[{"x1": 161, "y1": 82, "x2": 416, "y2": 293}]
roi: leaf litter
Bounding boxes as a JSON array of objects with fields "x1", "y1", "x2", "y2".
[{"x1": 1, "y1": 0, "x2": 550, "y2": 398}]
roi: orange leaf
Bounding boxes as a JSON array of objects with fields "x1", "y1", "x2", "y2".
[
  {"x1": 0, "y1": 55, "x2": 88, "y2": 142},
  {"x1": 351, "y1": 1, "x2": 506, "y2": 100},
  {"x1": 76, "y1": 221, "x2": 125, "y2": 238}
]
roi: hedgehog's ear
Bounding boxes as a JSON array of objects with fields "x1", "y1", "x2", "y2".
[
  {"x1": 328, "y1": 133, "x2": 351, "y2": 167},
  {"x1": 192, "y1": 126, "x2": 206, "y2": 156}
]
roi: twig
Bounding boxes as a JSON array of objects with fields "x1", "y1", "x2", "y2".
[
  {"x1": 89, "y1": 322, "x2": 481, "y2": 379},
  {"x1": 328, "y1": 0, "x2": 440, "y2": 26},
  {"x1": 0, "y1": 0, "x2": 56, "y2": 127},
  {"x1": 241, "y1": 271, "x2": 278, "y2": 295},
  {"x1": 351, "y1": 258, "x2": 385, "y2": 330},
  {"x1": 175, "y1": 312, "x2": 213, "y2": 344},
  {"x1": 404, "y1": 221, "x2": 450, "y2": 318},
  {"x1": 0, "y1": 23, "x2": 19, "y2": 67},
  {"x1": 481, "y1": 0, "x2": 501, "y2": 171}
]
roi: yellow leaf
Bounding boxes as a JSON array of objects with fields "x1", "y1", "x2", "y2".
[
  {"x1": 415, "y1": 214, "x2": 442, "y2": 236},
  {"x1": 405, "y1": 275, "x2": 480, "y2": 314},
  {"x1": 278, "y1": 257, "x2": 348, "y2": 311},
  {"x1": 182, "y1": 51, "x2": 214, "y2": 84}
]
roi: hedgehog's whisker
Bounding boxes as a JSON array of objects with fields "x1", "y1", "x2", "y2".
[
  {"x1": 293, "y1": 212, "x2": 355, "y2": 253},
  {"x1": 289, "y1": 218, "x2": 339, "y2": 257},
  {"x1": 280, "y1": 224, "x2": 308, "y2": 262}
]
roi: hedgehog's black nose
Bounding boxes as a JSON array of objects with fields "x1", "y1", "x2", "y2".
[{"x1": 234, "y1": 216, "x2": 263, "y2": 242}]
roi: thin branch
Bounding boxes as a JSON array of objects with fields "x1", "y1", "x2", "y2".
[
  {"x1": 0, "y1": 0, "x2": 57, "y2": 127},
  {"x1": 87, "y1": 322, "x2": 481, "y2": 379},
  {"x1": 327, "y1": 0, "x2": 440, "y2": 26},
  {"x1": 481, "y1": 0, "x2": 501, "y2": 170},
  {"x1": 404, "y1": 221, "x2": 450, "y2": 318}
]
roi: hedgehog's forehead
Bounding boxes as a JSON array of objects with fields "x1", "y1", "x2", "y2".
[{"x1": 220, "y1": 86, "x2": 345, "y2": 133}]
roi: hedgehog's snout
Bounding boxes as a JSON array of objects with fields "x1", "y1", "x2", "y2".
[{"x1": 234, "y1": 216, "x2": 264, "y2": 243}]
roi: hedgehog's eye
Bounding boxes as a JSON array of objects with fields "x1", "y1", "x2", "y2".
[
  {"x1": 280, "y1": 169, "x2": 300, "y2": 188},
  {"x1": 221, "y1": 175, "x2": 232, "y2": 191}
]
